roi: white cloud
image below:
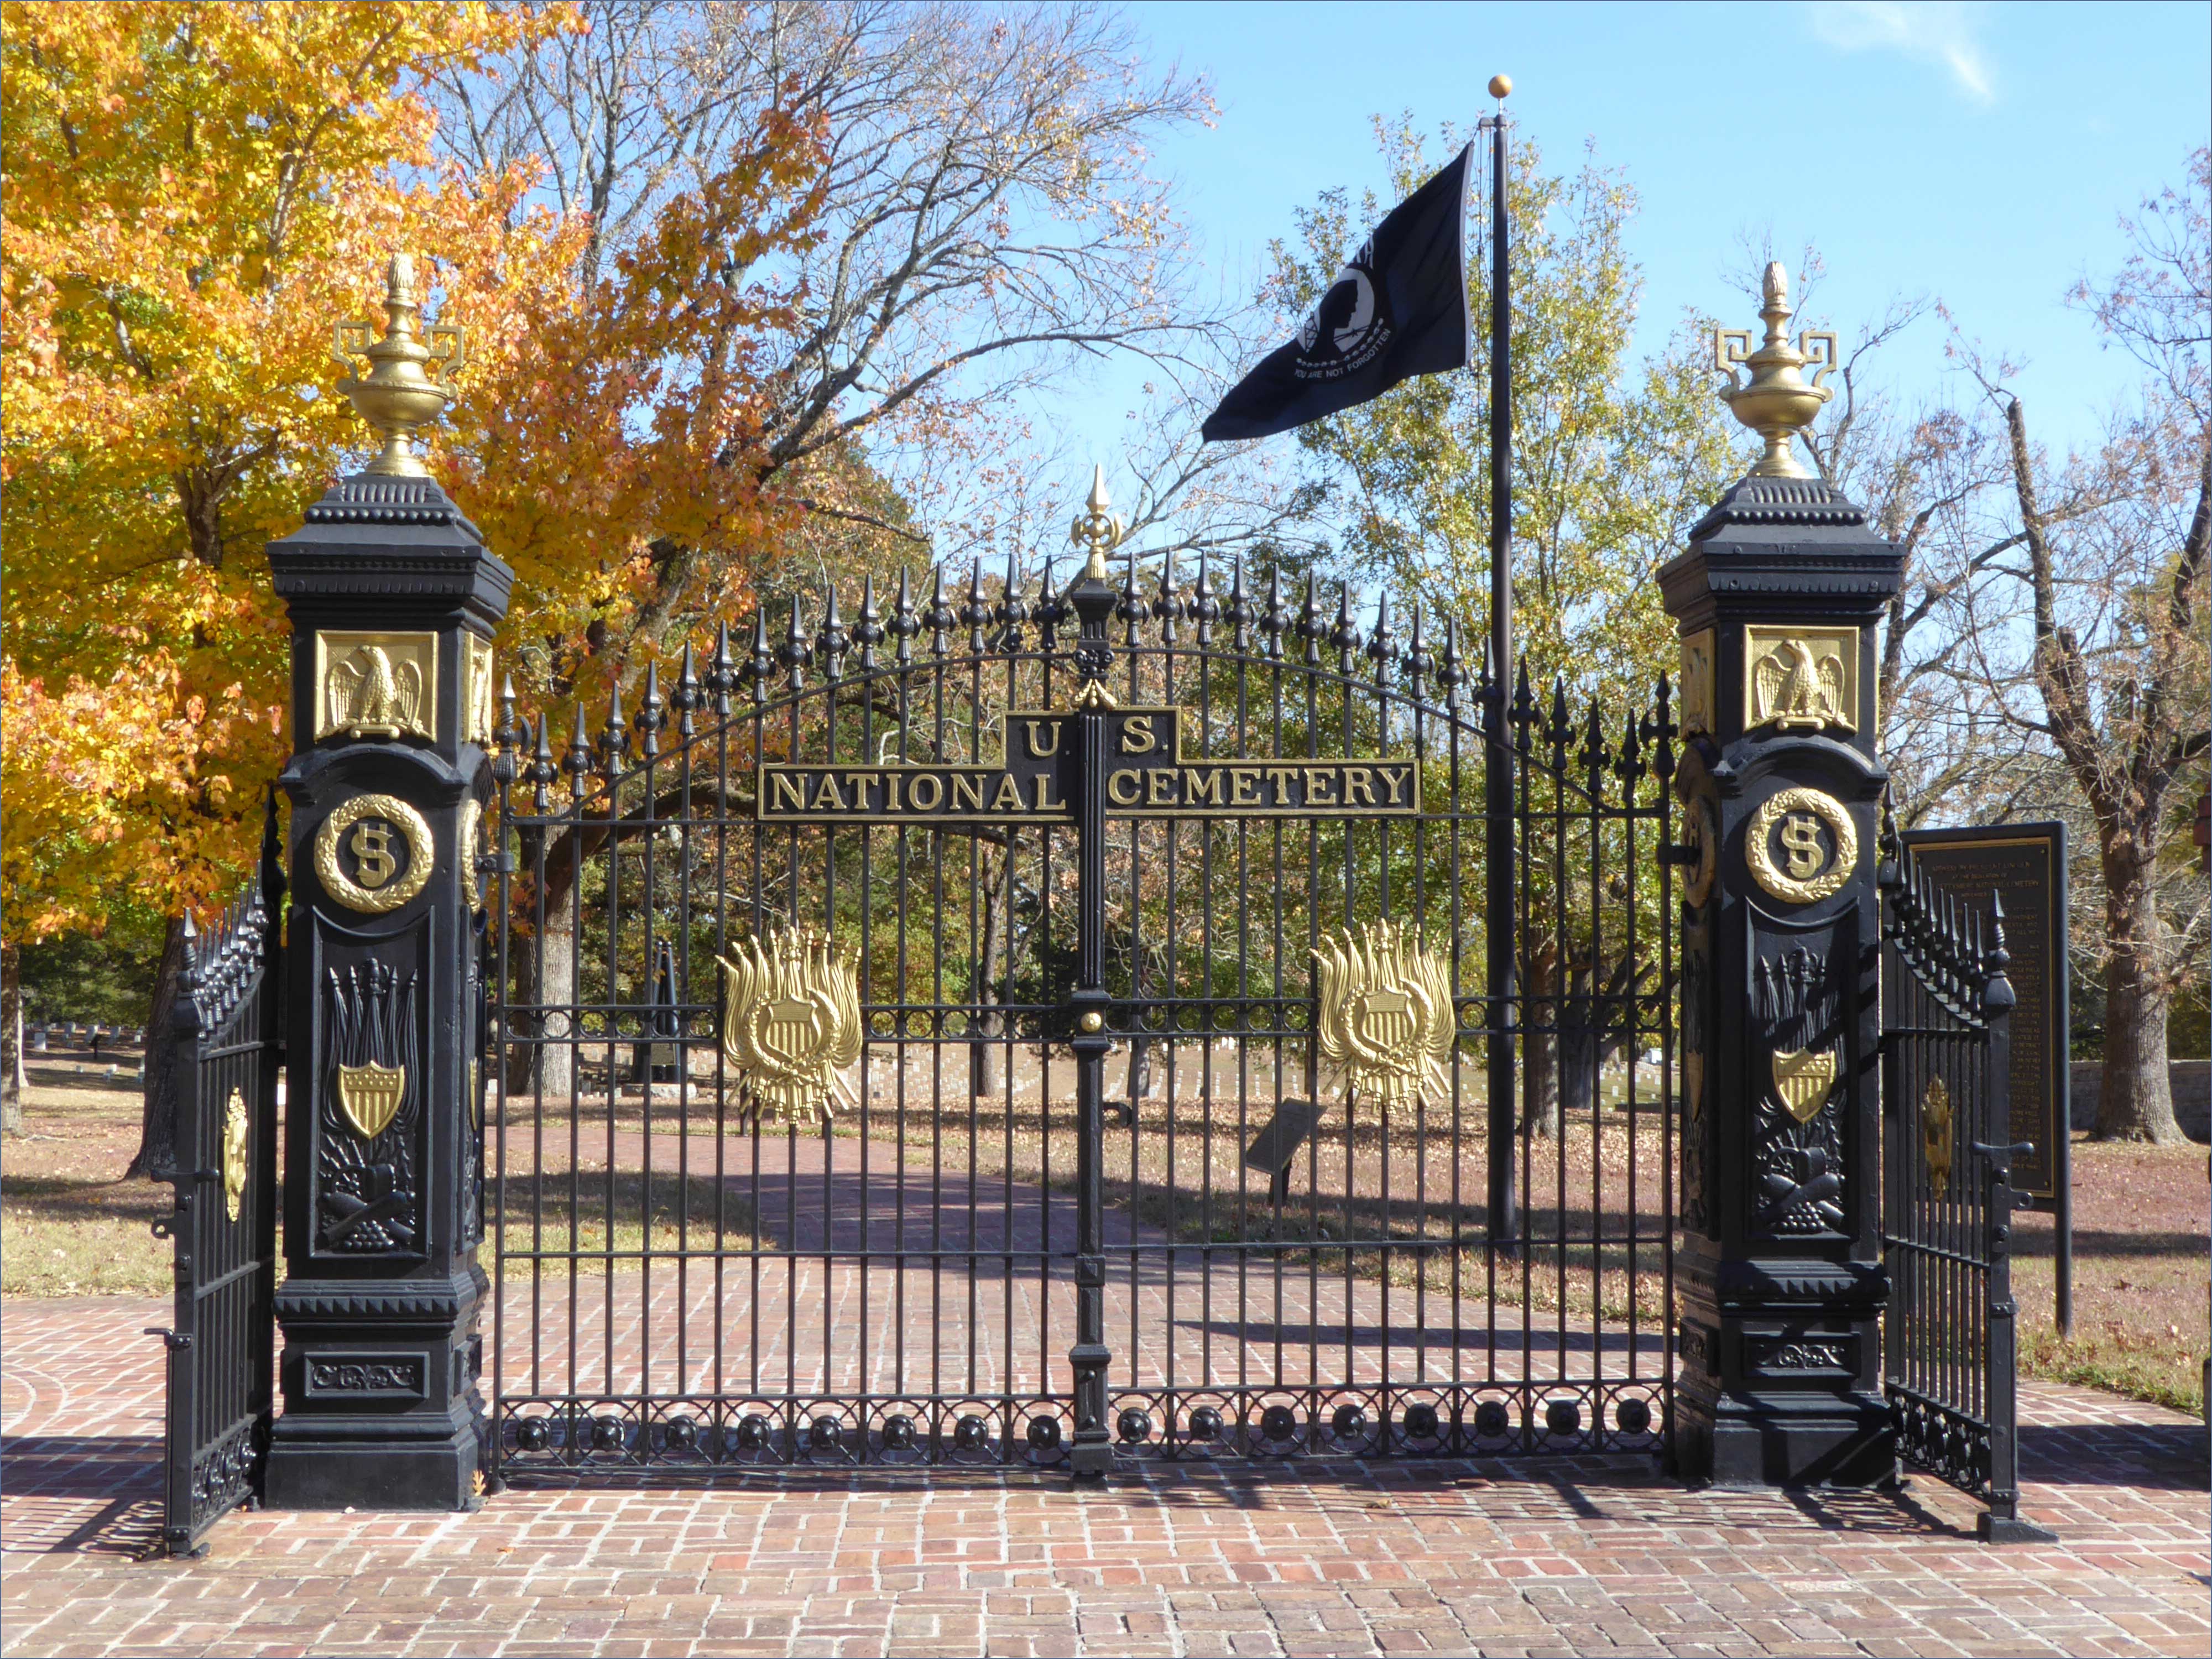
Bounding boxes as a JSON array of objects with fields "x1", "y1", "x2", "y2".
[{"x1": 1805, "y1": 1, "x2": 1997, "y2": 103}]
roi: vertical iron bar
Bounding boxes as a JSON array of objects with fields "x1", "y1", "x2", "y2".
[{"x1": 1484, "y1": 106, "x2": 1518, "y2": 1247}]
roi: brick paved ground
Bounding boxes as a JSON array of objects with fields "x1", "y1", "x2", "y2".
[
  {"x1": 5, "y1": 1293, "x2": 2208, "y2": 1658},
  {"x1": 487, "y1": 1126, "x2": 1668, "y2": 1466}
]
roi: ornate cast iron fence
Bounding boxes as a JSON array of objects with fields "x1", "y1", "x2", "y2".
[
  {"x1": 485, "y1": 547, "x2": 1676, "y2": 1477},
  {"x1": 1879, "y1": 821, "x2": 2051, "y2": 1542},
  {"x1": 150, "y1": 795, "x2": 286, "y2": 1554}
]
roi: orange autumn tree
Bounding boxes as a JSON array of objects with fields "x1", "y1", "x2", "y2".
[
  {"x1": 0, "y1": 1, "x2": 581, "y2": 1155},
  {"x1": 442, "y1": 96, "x2": 831, "y2": 694}
]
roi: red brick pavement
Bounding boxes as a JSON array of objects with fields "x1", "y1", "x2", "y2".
[
  {"x1": 487, "y1": 1128, "x2": 1667, "y2": 1412},
  {"x1": 4, "y1": 1295, "x2": 2208, "y2": 1658}
]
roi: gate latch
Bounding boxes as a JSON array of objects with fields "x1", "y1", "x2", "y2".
[{"x1": 143, "y1": 1327, "x2": 192, "y2": 1352}]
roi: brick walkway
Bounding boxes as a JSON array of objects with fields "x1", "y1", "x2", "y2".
[
  {"x1": 487, "y1": 1126, "x2": 1668, "y2": 1463},
  {"x1": 5, "y1": 1296, "x2": 2208, "y2": 1658}
]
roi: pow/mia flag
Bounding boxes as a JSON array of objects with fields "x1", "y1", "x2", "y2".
[{"x1": 1202, "y1": 145, "x2": 1473, "y2": 444}]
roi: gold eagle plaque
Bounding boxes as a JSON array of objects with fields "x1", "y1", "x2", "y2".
[
  {"x1": 337, "y1": 1061, "x2": 407, "y2": 1140},
  {"x1": 1312, "y1": 921, "x2": 1454, "y2": 1118},
  {"x1": 719, "y1": 927, "x2": 863, "y2": 1128},
  {"x1": 1745, "y1": 627, "x2": 1856, "y2": 734},
  {"x1": 316, "y1": 632, "x2": 436, "y2": 742}
]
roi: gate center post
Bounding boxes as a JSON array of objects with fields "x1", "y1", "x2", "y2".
[{"x1": 1065, "y1": 485, "x2": 1123, "y2": 1478}]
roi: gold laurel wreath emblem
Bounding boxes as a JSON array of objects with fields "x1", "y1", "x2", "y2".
[
  {"x1": 719, "y1": 927, "x2": 863, "y2": 1129},
  {"x1": 1312, "y1": 921, "x2": 1454, "y2": 1119},
  {"x1": 221, "y1": 1088, "x2": 250, "y2": 1222},
  {"x1": 459, "y1": 797, "x2": 484, "y2": 913},
  {"x1": 314, "y1": 794, "x2": 434, "y2": 915},
  {"x1": 1745, "y1": 786, "x2": 1857, "y2": 905}
]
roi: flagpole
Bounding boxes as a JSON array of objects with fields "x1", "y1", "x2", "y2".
[{"x1": 1483, "y1": 74, "x2": 1518, "y2": 1246}]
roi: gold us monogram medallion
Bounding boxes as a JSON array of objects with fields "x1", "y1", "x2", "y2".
[
  {"x1": 1745, "y1": 786, "x2": 1857, "y2": 905},
  {"x1": 314, "y1": 794, "x2": 435, "y2": 915}
]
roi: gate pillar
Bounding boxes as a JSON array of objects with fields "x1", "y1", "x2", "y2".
[
  {"x1": 261, "y1": 258, "x2": 506, "y2": 1510},
  {"x1": 1659, "y1": 265, "x2": 1904, "y2": 1486}
]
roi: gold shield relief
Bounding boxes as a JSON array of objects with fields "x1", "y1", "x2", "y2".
[
  {"x1": 719, "y1": 927, "x2": 863, "y2": 1127},
  {"x1": 1311, "y1": 921, "x2": 1454, "y2": 1117},
  {"x1": 337, "y1": 1061, "x2": 407, "y2": 1140},
  {"x1": 1919, "y1": 1076, "x2": 1954, "y2": 1189},
  {"x1": 1770, "y1": 1047, "x2": 1838, "y2": 1124},
  {"x1": 463, "y1": 633, "x2": 496, "y2": 748}
]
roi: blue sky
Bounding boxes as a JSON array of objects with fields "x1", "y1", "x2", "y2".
[{"x1": 1057, "y1": 0, "x2": 2208, "y2": 481}]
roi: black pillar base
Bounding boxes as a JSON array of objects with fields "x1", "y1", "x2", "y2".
[
  {"x1": 1979, "y1": 1513, "x2": 2060, "y2": 1545},
  {"x1": 264, "y1": 1269, "x2": 486, "y2": 1511},
  {"x1": 1675, "y1": 1386, "x2": 1895, "y2": 1488},
  {"x1": 264, "y1": 1418, "x2": 483, "y2": 1512}
]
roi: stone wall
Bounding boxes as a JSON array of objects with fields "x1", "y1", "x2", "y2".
[{"x1": 2068, "y1": 1059, "x2": 2211, "y2": 1141}]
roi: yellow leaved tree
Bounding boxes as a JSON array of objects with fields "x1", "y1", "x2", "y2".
[{"x1": 0, "y1": 1, "x2": 583, "y2": 1152}]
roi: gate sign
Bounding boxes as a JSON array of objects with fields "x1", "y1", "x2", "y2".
[
  {"x1": 759, "y1": 706, "x2": 1421, "y2": 823},
  {"x1": 1898, "y1": 823, "x2": 2069, "y2": 1201}
]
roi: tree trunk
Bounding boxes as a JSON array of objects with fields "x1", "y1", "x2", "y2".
[
  {"x1": 126, "y1": 917, "x2": 189, "y2": 1178},
  {"x1": 1524, "y1": 940, "x2": 1561, "y2": 1139},
  {"x1": 1558, "y1": 960, "x2": 1597, "y2": 1121},
  {"x1": 971, "y1": 864, "x2": 1004, "y2": 1098},
  {"x1": 1, "y1": 943, "x2": 24, "y2": 1138},
  {"x1": 535, "y1": 909, "x2": 577, "y2": 1103},
  {"x1": 2095, "y1": 884, "x2": 2183, "y2": 1142}
]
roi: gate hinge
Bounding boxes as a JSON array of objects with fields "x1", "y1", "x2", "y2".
[{"x1": 143, "y1": 1327, "x2": 192, "y2": 1352}]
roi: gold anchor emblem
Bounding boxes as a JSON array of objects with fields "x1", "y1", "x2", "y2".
[{"x1": 1312, "y1": 921, "x2": 1455, "y2": 1119}]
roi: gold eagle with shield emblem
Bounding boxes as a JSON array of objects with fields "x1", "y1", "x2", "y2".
[
  {"x1": 1918, "y1": 1076, "x2": 1954, "y2": 1189},
  {"x1": 1312, "y1": 921, "x2": 1454, "y2": 1119},
  {"x1": 719, "y1": 927, "x2": 863, "y2": 1128},
  {"x1": 221, "y1": 1088, "x2": 251, "y2": 1221}
]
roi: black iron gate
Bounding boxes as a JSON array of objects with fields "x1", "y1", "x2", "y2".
[
  {"x1": 486, "y1": 549, "x2": 1676, "y2": 1477},
  {"x1": 150, "y1": 796, "x2": 285, "y2": 1553},
  {"x1": 1879, "y1": 822, "x2": 2051, "y2": 1541}
]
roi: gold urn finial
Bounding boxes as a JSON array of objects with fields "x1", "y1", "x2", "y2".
[
  {"x1": 1714, "y1": 261, "x2": 1838, "y2": 480},
  {"x1": 333, "y1": 254, "x2": 467, "y2": 478},
  {"x1": 1068, "y1": 464, "x2": 1125, "y2": 581}
]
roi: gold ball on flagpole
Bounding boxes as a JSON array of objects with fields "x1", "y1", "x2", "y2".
[{"x1": 1488, "y1": 74, "x2": 1512, "y2": 100}]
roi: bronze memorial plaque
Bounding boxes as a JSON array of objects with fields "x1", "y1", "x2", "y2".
[{"x1": 1900, "y1": 823, "x2": 2069, "y2": 1201}]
